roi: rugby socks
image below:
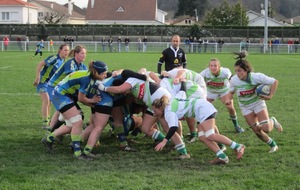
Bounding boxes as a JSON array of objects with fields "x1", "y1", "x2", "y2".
[
  {"x1": 114, "y1": 125, "x2": 127, "y2": 146},
  {"x1": 230, "y1": 115, "x2": 239, "y2": 128},
  {"x1": 83, "y1": 145, "x2": 93, "y2": 155},
  {"x1": 216, "y1": 150, "x2": 227, "y2": 159},
  {"x1": 152, "y1": 130, "x2": 166, "y2": 141},
  {"x1": 230, "y1": 141, "x2": 240, "y2": 150},
  {"x1": 190, "y1": 131, "x2": 197, "y2": 138},
  {"x1": 267, "y1": 137, "x2": 277, "y2": 147},
  {"x1": 175, "y1": 143, "x2": 188, "y2": 155},
  {"x1": 46, "y1": 133, "x2": 56, "y2": 143},
  {"x1": 71, "y1": 134, "x2": 82, "y2": 157}
]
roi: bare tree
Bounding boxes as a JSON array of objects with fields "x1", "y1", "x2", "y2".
[{"x1": 39, "y1": 11, "x2": 68, "y2": 24}]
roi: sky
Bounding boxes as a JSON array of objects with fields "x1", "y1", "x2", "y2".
[{"x1": 45, "y1": 0, "x2": 88, "y2": 8}]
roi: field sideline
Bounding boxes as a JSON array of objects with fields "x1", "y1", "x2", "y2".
[{"x1": 0, "y1": 51, "x2": 300, "y2": 189}]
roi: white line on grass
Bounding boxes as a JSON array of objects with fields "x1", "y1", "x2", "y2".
[
  {"x1": 0, "y1": 92, "x2": 38, "y2": 96},
  {"x1": 0, "y1": 66, "x2": 12, "y2": 70}
]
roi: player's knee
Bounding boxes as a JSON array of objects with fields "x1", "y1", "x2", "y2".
[
  {"x1": 204, "y1": 128, "x2": 215, "y2": 140},
  {"x1": 65, "y1": 115, "x2": 82, "y2": 127}
]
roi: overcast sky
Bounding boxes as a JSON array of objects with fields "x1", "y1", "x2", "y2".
[{"x1": 45, "y1": 0, "x2": 88, "y2": 8}]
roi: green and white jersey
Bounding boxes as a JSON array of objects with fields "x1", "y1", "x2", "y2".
[
  {"x1": 160, "y1": 78, "x2": 205, "y2": 99},
  {"x1": 230, "y1": 72, "x2": 276, "y2": 106},
  {"x1": 125, "y1": 77, "x2": 171, "y2": 109},
  {"x1": 167, "y1": 68, "x2": 207, "y2": 97},
  {"x1": 200, "y1": 67, "x2": 231, "y2": 94},
  {"x1": 164, "y1": 98, "x2": 217, "y2": 127}
]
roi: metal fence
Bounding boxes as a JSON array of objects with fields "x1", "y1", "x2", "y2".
[
  {"x1": 1, "y1": 41, "x2": 299, "y2": 54},
  {"x1": 1, "y1": 24, "x2": 300, "y2": 42}
]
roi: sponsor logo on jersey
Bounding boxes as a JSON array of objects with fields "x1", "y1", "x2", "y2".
[
  {"x1": 207, "y1": 81, "x2": 224, "y2": 87},
  {"x1": 239, "y1": 88, "x2": 256, "y2": 96}
]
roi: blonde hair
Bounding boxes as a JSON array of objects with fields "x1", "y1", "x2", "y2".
[
  {"x1": 68, "y1": 45, "x2": 86, "y2": 58},
  {"x1": 209, "y1": 58, "x2": 221, "y2": 67},
  {"x1": 152, "y1": 95, "x2": 169, "y2": 110}
]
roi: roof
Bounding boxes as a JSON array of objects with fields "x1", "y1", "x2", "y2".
[
  {"x1": 0, "y1": 0, "x2": 36, "y2": 7},
  {"x1": 85, "y1": 0, "x2": 157, "y2": 21},
  {"x1": 285, "y1": 16, "x2": 300, "y2": 24},
  {"x1": 63, "y1": 3, "x2": 86, "y2": 16},
  {"x1": 35, "y1": 0, "x2": 84, "y2": 18}
]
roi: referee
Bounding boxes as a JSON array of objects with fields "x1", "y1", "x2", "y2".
[{"x1": 157, "y1": 35, "x2": 187, "y2": 74}]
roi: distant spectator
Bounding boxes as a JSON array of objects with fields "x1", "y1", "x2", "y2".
[
  {"x1": 245, "y1": 38, "x2": 250, "y2": 51},
  {"x1": 137, "y1": 38, "x2": 142, "y2": 52},
  {"x1": 17, "y1": 36, "x2": 23, "y2": 51},
  {"x1": 294, "y1": 39, "x2": 299, "y2": 53},
  {"x1": 63, "y1": 36, "x2": 68, "y2": 42},
  {"x1": 142, "y1": 36, "x2": 147, "y2": 52},
  {"x1": 184, "y1": 37, "x2": 191, "y2": 52},
  {"x1": 108, "y1": 37, "x2": 114, "y2": 52},
  {"x1": 101, "y1": 37, "x2": 106, "y2": 52},
  {"x1": 124, "y1": 37, "x2": 130, "y2": 52},
  {"x1": 259, "y1": 38, "x2": 264, "y2": 53},
  {"x1": 287, "y1": 39, "x2": 293, "y2": 54},
  {"x1": 240, "y1": 39, "x2": 246, "y2": 51},
  {"x1": 117, "y1": 36, "x2": 122, "y2": 52},
  {"x1": 50, "y1": 39, "x2": 54, "y2": 52},
  {"x1": 3, "y1": 36, "x2": 9, "y2": 51},
  {"x1": 203, "y1": 38, "x2": 208, "y2": 53},
  {"x1": 273, "y1": 37, "x2": 280, "y2": 54},
  {"x1": 25, "y1": 36, "x2": 29, "y2": 51},
  {"x1": 217, "y1": 38, "x2": 225, "y2": 53},
  {"x1": 197, "y1": 38, "x2": 203, "y2": 53},
  {"x1": 210, "y1": 37, "x2": 216, "y2": 53}
]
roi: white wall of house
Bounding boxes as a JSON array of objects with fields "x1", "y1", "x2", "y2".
[
  {"x1": 0, "y1": 6, "x2": 38, "y2": 24},
  {"x1": 156, "y1": 9, "x2": 167, "y2": 24}
]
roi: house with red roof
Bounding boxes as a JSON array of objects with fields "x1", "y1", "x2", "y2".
[
  {"x1": 85, "y1": 0, "x2": 167, "y2": 25},
  {"x1": 0, "y1": 0, "x2": 38, "y2": 24}
]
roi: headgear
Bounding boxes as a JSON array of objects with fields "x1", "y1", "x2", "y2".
[{"x1": 93, "y1": 61, "x2": 108, "y2": 74}]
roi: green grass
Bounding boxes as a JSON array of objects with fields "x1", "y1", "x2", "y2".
[{"x1": 0, "y1": 51, "x2": 300, "y2": 190}]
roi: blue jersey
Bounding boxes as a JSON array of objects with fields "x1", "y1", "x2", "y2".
[
  {"x1": 40, "y1": 54, "x2": 64, "y2": 83},
  {"x1": 48, "y1": 58, "x2": 87, "y2": 87},
  {"x1": 56, "y1": 70, "x2": 92, "y2": 97},
  {"x1": 36, "y1": 42, "x2": 44, "y2": 52}
]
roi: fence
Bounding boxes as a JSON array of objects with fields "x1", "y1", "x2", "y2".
[{"x1": 1, "y1": 41, "x2": 299, "y2": 54}]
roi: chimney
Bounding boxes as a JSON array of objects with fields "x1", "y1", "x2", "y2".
[
  {"x1": 91, "y1": 0, "x2": 95, "y2": 8},
  {"x1": 51, "y1": 2, "x2": 53, "y2": 9},
  {"x1": 291, "y1": 19, "x2": 294, "y2": 25},
  {"x1": 68, "y1": 0, "x2": 73, "y2": 15}
]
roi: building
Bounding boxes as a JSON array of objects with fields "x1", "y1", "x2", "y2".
[
  {"x1": 85, "y1": 0, "x2": 167, "y2": 25},
  {"x1": 0, "y1": 0, "x2": 38, "y2": 24},
  {"x1": 247, "y1": 10, "x2": 291, "y2": 27},
  {"x1": 29, "y1": 0, "x2": 85, "y2": 24}
]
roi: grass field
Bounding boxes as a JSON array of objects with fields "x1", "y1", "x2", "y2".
[{"x1": 0, "y1": 51, "x2": 300, "y2": 190}]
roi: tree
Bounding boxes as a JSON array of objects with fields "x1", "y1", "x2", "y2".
[
  {"x1": 204, "y1": 0, "x2": 248, "y2": 26},
  {"x1": 175, "y1": 0, "x2": 209, "y2": 19},
  {"x1": 38, "y1": 11, "x2": 68, "y2": 24}
]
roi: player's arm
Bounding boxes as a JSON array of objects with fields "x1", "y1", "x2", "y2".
[
  {"x1": 101, "y1": 82, "x2": 132, "y2": 94},
  {"x1": 33, "y1": 60, "x2": 46, "y2": 86},
  {"x1": 157, "y1": 52, "x2": 165, "y2": 74},
  {"x1": 78, "y1": 91, "x2": 101, "y2": 107}
]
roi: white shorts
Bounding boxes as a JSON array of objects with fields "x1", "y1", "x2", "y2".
[
  {"x1": 239, "y1": 100, "x2": 267, "y2": 116},
  {"x1": 206, "y1": 91, "x2": 229, "y2": 101}
]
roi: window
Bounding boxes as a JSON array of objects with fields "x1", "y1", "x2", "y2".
[
  {"x1": 38, "y1": 12, "x2": 44, "y2": 17},
  {"x1": 2, "y1": 12, "x2": 9, "y2": 21},
  {"x1": 11, "y1": 12, "x2": 19, "y2": 21},
  {"x1": 117, "y1": 7, "x2": 124, "y2": 12}
]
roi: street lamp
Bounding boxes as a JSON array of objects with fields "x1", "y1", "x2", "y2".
[{"x1": 264, "y1": 0, "x2": 268, "y2": 53}]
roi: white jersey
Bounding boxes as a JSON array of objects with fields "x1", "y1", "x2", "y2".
[
  {"x1": 167, "y1": 68, "x2": 207, "y2": 98},
  {"x1": 125, "y1": 77, "x2": 171, "y2": 109},
  {"x1": 164, "y1": 98, "x2": 217, "y2": 127},
  {"x1": 230, "y1": 72, "x2": 276, "y2": 106},
  {"x1": 200, "y1": 67, "x2": 231, "y2": 94},
  {"x1": 159, "y1": 78, "x2": 205, "y2": 99}
]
